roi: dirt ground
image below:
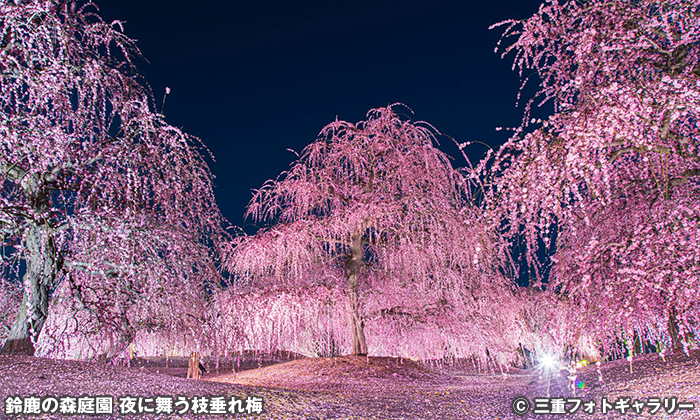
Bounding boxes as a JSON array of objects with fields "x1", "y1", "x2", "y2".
[{"x1": 0, "y1": 350, "x2": 698, "y2": 419}]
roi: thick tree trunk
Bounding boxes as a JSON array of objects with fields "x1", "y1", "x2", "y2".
[
  {"x1": 1, "y1": 224, "x2": 56, "y2": 355},
  {"x1": 344, "y1": 232, "x2": 367, "y2": 356}
]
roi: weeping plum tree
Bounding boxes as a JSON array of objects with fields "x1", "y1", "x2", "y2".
[
  {"x1": 487, "y1": 0, "x2": 700, "y2": 354},
  {"x1": 227, "y1": 105, "x2": 512, "y2": 357},
  {"x1": 0, "y1": 0, "x2": 225, "y2": 356}
]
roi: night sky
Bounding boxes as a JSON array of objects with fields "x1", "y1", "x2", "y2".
[{"x1": 97, "y1": 0, "x2": 545, "y2": 228}]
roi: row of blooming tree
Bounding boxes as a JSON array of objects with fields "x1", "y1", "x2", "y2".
[
  {"x1": 0, "y1": 0, "x2": 225, "y2": 356},
  {"x1": 1, "y1": 0, "x2": 697, "y2": 364},
  {"x1": 485, "y1": 0, "x2": 700, "y2": 355}
]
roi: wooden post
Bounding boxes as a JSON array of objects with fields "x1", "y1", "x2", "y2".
[{"x1": 187, "y1": 352, "x2": 201, "y2": 380}]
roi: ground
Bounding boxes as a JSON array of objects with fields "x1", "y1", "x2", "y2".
[{"x1": 0, "y1": 350, "x2": 698, "y2": 419}]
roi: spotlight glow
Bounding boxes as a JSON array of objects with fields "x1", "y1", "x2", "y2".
[{"x1": 539, "y1": 353, "x2": 558, "y2": 370}]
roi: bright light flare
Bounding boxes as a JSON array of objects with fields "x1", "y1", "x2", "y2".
[{"x1": 539, "y1": 353, "x2": 558, "y2": 370}]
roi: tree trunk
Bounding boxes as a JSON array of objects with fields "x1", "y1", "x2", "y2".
[
  {"x1": 344, "y1": 232, "x2": 367, "y2": 356},
  {"x1": 668, "y1": 309, "x2": 683, "y2": 351},
  {"x1": 1, "y1": 223, "x2": 57, "y2": 355}
]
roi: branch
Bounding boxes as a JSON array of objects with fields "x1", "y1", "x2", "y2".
[
  {"x1": 668, "y1": 169, "x2": 700, "y2": 188},
  {"x1": 0, "y1": 162, "x2": 28, "y2": 183},
  {"x1": 609, "y1": 144, "x2": 674, "y2": 161},
  {"x1": 65, "y1": 261, "x2": 119, "y2": 278}
]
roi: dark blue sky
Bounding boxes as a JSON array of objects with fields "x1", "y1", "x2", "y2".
[{"x1": 98, "y1": 0, "x2": 544, "y2": 227}]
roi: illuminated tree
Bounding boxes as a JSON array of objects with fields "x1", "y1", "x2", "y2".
[
  {"x1": 226, "y1": 105, "x2": 512, "y2": 357},
  {"x1": 489, "y1": 0, "x2": 700, "y2": 353},
  {"x1": 0, "y1": 0, "x2": 224, "y2": 355}
]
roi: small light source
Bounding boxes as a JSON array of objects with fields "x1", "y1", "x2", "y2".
[{"x1": 540, "y1": 353, "x2": 557, "y2": 370}]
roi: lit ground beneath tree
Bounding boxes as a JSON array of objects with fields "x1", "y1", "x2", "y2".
[{"x1": 0, "y1": 351, "x2": 698, "y2": 419}]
